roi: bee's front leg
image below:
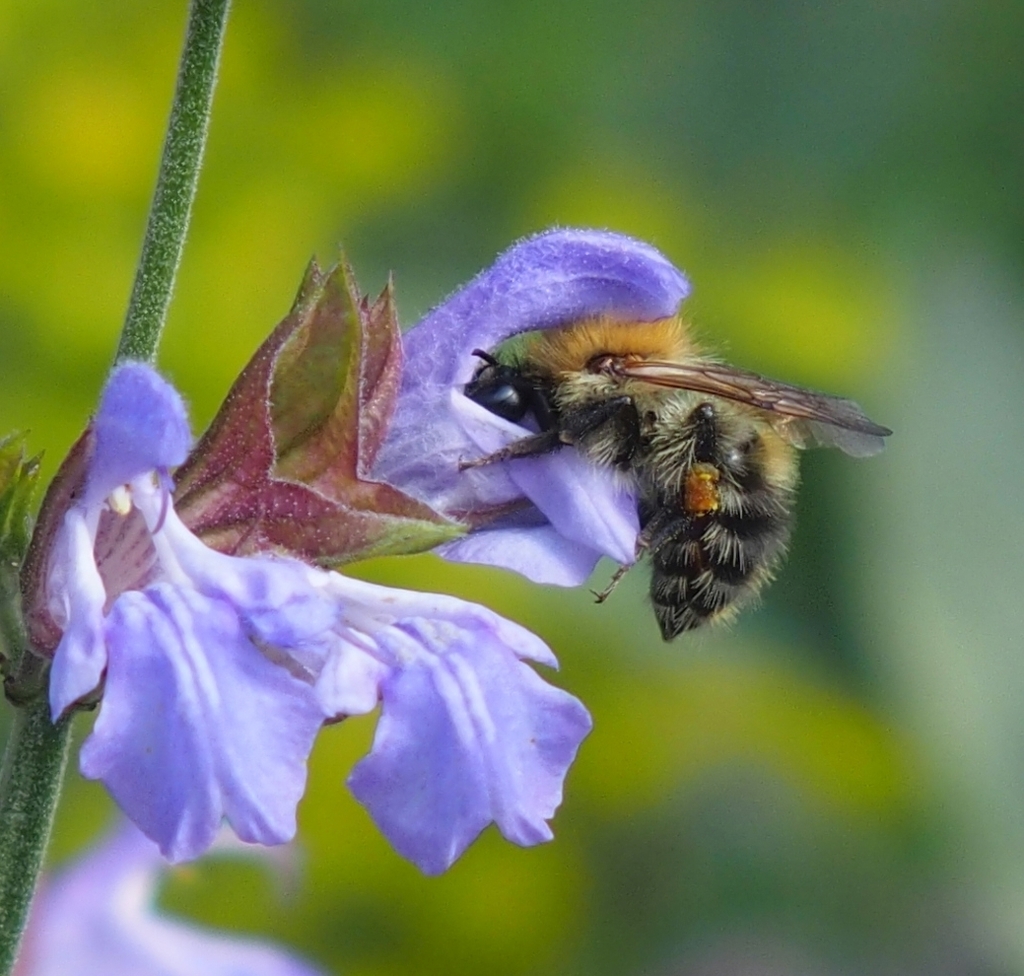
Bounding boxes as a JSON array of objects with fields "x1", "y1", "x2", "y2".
[{"x1": 457, "y1": 428, "x2": 564, "y2": 470}]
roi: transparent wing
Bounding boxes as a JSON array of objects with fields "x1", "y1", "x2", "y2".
[{"x1": 607, "y1": 359, "x2": 892, "y2": 457}]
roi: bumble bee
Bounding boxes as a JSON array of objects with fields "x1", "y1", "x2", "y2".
[{"x1": 462, "y1": 315, "x2": 891, "y2": 640}]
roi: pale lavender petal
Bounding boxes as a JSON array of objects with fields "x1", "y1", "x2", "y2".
[
  {"x1": 315, "y1": 638, "x2": 389, "y2": 718},
  {"x1": 80, "y1": 586, "x2": 323, "y2": 862},
  {"x1": 48, "y1": 509, "x2": 109, "y2": 718},
  {"x1": 143, "y1": 499, "x2": 340, "y2": 650},
  {"x1": 453, "y1": 393, "x2": 640, "y2": 566},
  {"x1": 348, "y1": 618, "x2": 592, "y2": 875},
  {"x1": 323, "y1": 571, "x2": 557, "y2": 667},
  {"x1": 23, "y1": 821, "x2": 325, "y2": 976},
  {"x1": 86, "y1": 363, "x2": 191, "y2": 507},
  {"x1": 437, "y1": 526, "x2": 602, "y2": 587},
  {"x1": 374, "y1": 228, "x2": 689, "y2": 522},
  {"x1": 395, "y1": 228, "x2": 691, "y2": 391}
]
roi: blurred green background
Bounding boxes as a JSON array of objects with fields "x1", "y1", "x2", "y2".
[{"x1": 2, "y1": 0, "x2": 1023, "y2": 973}]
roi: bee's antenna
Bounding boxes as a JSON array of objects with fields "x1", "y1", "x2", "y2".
[{"x1": 471, "y1": 349, "x2": 501, "y2": 367}]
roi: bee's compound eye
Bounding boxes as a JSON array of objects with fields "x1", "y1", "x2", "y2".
[{"x1": 466, "y1": 379, "x2": 529, "y2": 423}]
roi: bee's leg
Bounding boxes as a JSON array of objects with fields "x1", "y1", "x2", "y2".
[
  {"x1": 457, "y1": 428, "x2": 563, "y2": 470},
  {"x1": 591, "y1": 520, "x2": 656, "y2": 603},
  {"x1": 592, "y1": 562, "x2": 634, "y2": 603},
  {"x1": 560, "y1": 396, "x2": 641, "y2": 465}
]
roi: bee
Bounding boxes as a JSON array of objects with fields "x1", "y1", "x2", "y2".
[{"x1": 462, "y1": 315, "x2": 891, "y2": 640}]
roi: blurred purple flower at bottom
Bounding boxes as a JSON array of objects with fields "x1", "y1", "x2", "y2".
[
  {"x1": 17, "y1": 822, "x2": 325, "y2": 976},
  {"x1": 374, "y1": 228, "x2": 691, "y2": 585}
]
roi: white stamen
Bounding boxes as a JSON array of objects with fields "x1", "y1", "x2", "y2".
[{"x1": 108, "y1": 485, "x2": 133, "y2": 516}]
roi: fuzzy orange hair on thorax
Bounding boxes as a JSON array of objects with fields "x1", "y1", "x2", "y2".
[{"x1": 526, "y1": 315, "x2": 696, "y2": 376}]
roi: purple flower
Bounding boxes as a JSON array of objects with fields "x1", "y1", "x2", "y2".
[
  {"x1": 373, "y1": 228, "x2": 691, "y2": 585},
  {"x1": 46, "y1": 362, "x2": 590, "y2": 873},
  {"x1": 47, "y1": 364, "x2": 331, "y2": 862},
  {"x1": 17, "y1": 821, "x2": 324, "y2": 976}
]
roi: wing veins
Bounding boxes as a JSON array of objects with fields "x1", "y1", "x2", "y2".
[{"x1": 615, "y1": 360, "x2": 892, "y2": 437}]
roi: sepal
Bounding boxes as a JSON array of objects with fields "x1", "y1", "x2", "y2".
[
  {"x1": 0, "y1": 433, "x2": 42, "y2": 680},
  {"x1": 174, "y1": 258, "x2": 463, "y2": 566},
  {"x1": 0, "y1": 434, "x2": 41, "y2": 567}
]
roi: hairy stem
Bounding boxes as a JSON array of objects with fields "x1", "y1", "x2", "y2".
[
  {"x1": 0, "y1": 703, "x2": 71, "y2": 975},
  {"x1": 0, "y1": 3, "x2": 233, "y2": 971},
  {"x1": 115, "y1": 0, "x2": 232, "y2": 365}
]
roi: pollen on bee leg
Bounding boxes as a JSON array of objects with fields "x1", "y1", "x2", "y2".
[
  {"x1": 107, "y1": 485, "x2": 133, "y2": 516},
  {"x1": 683, "y1": 464, "x2": 720, "y2": 516}
]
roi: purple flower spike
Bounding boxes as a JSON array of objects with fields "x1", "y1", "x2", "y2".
[
  {"x1": 374, "y1": 228, "x2": 690, "y2": 585},
  {"x1": 20, "y1": 821, "x2": 325, "y2": 976}
]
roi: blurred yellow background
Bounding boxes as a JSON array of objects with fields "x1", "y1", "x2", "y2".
[{"x1": 3, "y1": 1, "x2": 1024, "y2": 973}]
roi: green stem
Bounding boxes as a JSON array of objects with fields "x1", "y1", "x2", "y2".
[
  {"x1": 0, "y1": 3, "x2": 233, "y2": 970},
  {"x1": 0, "y1": 702, "x2": 71, "y2": 974},
  {"x1": 114, "y1": 0, "x2": 232, "y2": 365}
]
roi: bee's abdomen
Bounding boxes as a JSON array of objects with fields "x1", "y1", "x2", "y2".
[{"x1": 642, "y1": 485, "x2": 793, "y2": 640}]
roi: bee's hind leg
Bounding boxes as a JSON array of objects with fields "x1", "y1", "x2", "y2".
[
  {"x1": 591, "y1": 562, "x2": 635, "y2": 603},
  {"x1": 591, "y1": 526, "x2": 656, "y2": 603}
]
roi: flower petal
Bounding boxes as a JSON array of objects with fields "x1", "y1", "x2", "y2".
[
  {"x1": 453, "y1": 393, "x2": 640, "y2": 566},
  {"x1": 374, "y1": 228, "x2": 690, "y2": 523},
  {"x1": 323, "y1": 571, "x2": 558, "y2": 668},
  {"x1": 436, "y1": 525, "x2": 602, "y2": 586},
  {"x1": 314, "y1": 637, "x2": 389, "y2": 717},
  {"x1": 86, "y1": 363, "x2": 192, "y2": 507},
  {"x1": 48, "y1": 508, "x2": 109, "y2": 718},
  {"x1": 141, "y1": 496, "x2": 340, "y2": 650},
  {"x1": 347, "y1": 618, "x2": 592, "y2": 875},
  {"x1": 80, "y1": 586, "x2": 324, "y2": 862}
]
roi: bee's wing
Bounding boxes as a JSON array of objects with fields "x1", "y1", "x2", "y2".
[{"x1": 615, "y1": 360, "x2": 892, "y2": 457}]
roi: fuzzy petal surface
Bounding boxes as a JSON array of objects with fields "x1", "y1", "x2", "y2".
[
  {"x1": 85, "y1": 362, "x2": 192, "y2": 507},
  {"x1": 79, "y1": 586, "x2": 324, "y2": 862},
  {"x1": 374, "y1": 228, "x2": 687, "y2": 575},
  {"x1": 348, "y1": 618, "x2": 592, "y2": 875}
]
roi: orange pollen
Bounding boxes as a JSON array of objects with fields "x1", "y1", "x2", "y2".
[{"x1": 683, "y1": 464, "x2": 721, "y2": 516}]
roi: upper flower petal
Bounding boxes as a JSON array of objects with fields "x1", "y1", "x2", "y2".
[
  {"x1": 387, "y1": 228, "x2": 691, "y2": 395},
  {"x1": 85, "y1": 362, "x2": 192, "y2": 508},
  {"x1": 373, "y1": 228, "x2": 689, "y2": 578},
  {"x1": 21, "y1": 820, "x2": 325, "y2": 976},
  {"x1": 347, "y1": 617, "x2": 592, "y2": 875},
  {"x1": 79, "y1": 585, "x2": 325, "y2": 862}
]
